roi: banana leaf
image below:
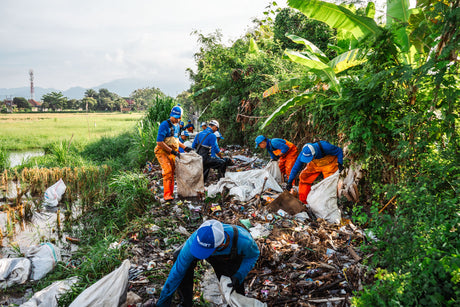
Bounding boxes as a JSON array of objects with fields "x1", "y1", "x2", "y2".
[
  {"x1": 285, "y1": 50, "x2": 341, "y2": 95},
  {"x1": 249, "y1": 38, "x2": 260, "y2": 54},
  {"x1": 328, "y1": 48, "x2": 367, "y2": 74},
  {"x1": 387, "y1": 0, "x2": 410, "y2": 24},
  {"x1": 365, "y1": 2, "x2": 375, "y2": 19},
  {"x1": 285, "y1": 34, "x2": 329, "y2": 62},
  {"x1": 288, "y1": 0, "x2": 381, "y2": 41},
  {"x1": 261, "y1": 92, "x2": 316, "y2": 129},
  {"x1": 263, "y1": 77, "x2": 304, "y2": 98},
  {"x1": 192, "y1": 85, "x2": 215, "y2": 97}
]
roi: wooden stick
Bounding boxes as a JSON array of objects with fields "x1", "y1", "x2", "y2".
[{"x1": 379, "y1": 195, "x2": 397, "y2": 214}]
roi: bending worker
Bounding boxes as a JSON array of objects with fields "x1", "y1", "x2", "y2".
[
  {"x1": 156, "y1": 220, "x2": 260, "y2": 307},
  {"x1": 184, "y1": 120, "x2": 194, "y2": 133},
  {"x1": 192, "y1": 120, "x2": 227, "y2": 181},
  {"x1": 255, "y1": 135, "x2": 299, "y2": 180},
  {"x1": 154, "y1": 105, "x2": 192, "y2": 201},
  {"x1": 287, "y1": 140, "x2": 343, "y2": 204}
]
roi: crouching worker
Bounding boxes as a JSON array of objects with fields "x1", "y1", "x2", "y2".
[
  {"x1": 156, "y1": 220, "x2": 260, "y2": 307},
  {"x1": 154, "y1": 105, "x2": 193, "y2": 201},
  {"x1": 286, "y1": 140, "x2": 343, "y2": 204},
  {"x1": 255, "y1": 135, "x2": 299, "y2": 180},
  {"x1": 178, "y1": 130, "x2": 189, "y2": 153},
  {"x1": 192, "y1": 120, "x2": 227, "y2": 181}
]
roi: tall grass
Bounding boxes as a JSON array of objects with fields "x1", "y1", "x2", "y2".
[{"x1": 0, "y1": 145, "x2": 10, "y2": 171}]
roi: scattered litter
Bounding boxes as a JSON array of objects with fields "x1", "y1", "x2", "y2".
[
  {"x1": 43, "y1": 179, "x2": 66, "y2": 207},
  {"x1": 20, "y1": 277, "x2": 79, "y2": 307},
  {"x1": 249, "y1": 223, "x2": 272, "y2": 239},
  {"x1": 264, "y1": 161, "x2": 282, "y2": 183}
]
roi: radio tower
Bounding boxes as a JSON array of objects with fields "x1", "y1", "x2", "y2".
[{"x1": 29, "y1": 69, "x2": 34, "y2": 100}]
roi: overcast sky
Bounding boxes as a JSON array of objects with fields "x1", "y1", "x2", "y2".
[{"x1": 0, "y1": 0, "x2": 290, "y2": 96}]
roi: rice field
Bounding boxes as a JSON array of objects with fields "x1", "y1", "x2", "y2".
[{"x1": 0, "y1": 112, "x2": 143, "y2": 151}]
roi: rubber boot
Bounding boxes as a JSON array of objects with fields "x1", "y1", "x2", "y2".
[
  {"x1": 298, "y1": 183, "x2": 312, "y2": 204},
  {"x1": 163, "y1": 179, "x2": 174, "y2": 201}
]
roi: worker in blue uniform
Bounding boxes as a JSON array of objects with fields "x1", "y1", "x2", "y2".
[
  {"x1": 178, "y1": 130, "x2": 189, "y2": 153},
  {"x1": 192, "y1": 120, "x2": 227, "y2": 181},
  {"x1": 184, "y1": 120, "x2": 195, "y2": 133},
  {"x1": 156, "y1": 220, "x2": 260, "y2": 307},
  {"x1": 287, "y1": 141, "x2": 344, "y2": 203}
]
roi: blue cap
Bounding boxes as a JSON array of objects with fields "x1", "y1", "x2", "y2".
[
  {"x1": 188, "y1": 119, "x2": 192, "y2": 122},
  {"x1": 190, "y1": 220, "x2": 225, "y2": 259},
  {"x1": 214, "y1": 131, "x2": 224, "y2": 139},
  {"x1": 299, "y1": 144, "x2": 315, "y2": 163},
  {"x1": 255, "y1": 135, "x2": 266, "y2": 148},
  {"x1": 181, "y1": 130, "x2": 189, "y2": 137},
  {"x1": 170, "y1": 105, "x2": 183, "y2": 119},
  {"x1": 180, "y1": 121, "x2": 184, "y2": 126}
]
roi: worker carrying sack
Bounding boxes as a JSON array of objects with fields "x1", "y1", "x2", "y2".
[{"x1": 175, "y1": 152, "x2": 205, "y2": 197}]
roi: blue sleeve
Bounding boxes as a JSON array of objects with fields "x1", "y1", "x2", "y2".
[
  {"x1": 156, "y1": 121, "x2": 169, "y2": 142},
  {"x1": 322, "y1": 141, "x2": 343, "y2": 165},
  {"x1": 288, "y1": 155, "x2": 304, "y2": 184},
  {"x1": 211, "y1": 140, "x2": 219, "y2": 158},
  {"x1": 179, "y1": 147, "x2": 185, "y2": 153},
  {"x1": 174, "y1": 125, "x2": 180, "y2": 138},
  {"x1": 210, "y1": 136, "x2": 220, "y2": 155},
  {"x1": 192, "y1": 133, "x2": 200, "y2": 149},
  {"x1": 271, "y1": 139, "x2": 290, "y2": 154},
  {"x1": 268, "y1": 150, "x2": 276, "y2": 160},
  {"x1": 157, "y1": 237, "x2": 197, "y2": 306},
  {"x1": 234, "y1": 227, "x2": 260, "y2": 282}
]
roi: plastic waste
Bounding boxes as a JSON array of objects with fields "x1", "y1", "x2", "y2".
[
  {"x1": 0, "y1": 258, "x2": 31, "y2": 288},
  {"x1": 249, "y1": 223, "x2": 272, "y2": 239},
  {"x1": 175, "y1": 152, "x2": 205, "y2": 197},
  {"x1": 43, "y1": 179, "x2": 66, "y2": 207},
  {"x1": 264, "y1": 160, "x2": 282, "y2": 183},
  {"x1": 218, "y1": 275, "x2": 267, "y2": 307},
  {"x1": 207, "y1": 169, "x2": 282, "y2": 202},
  {"x1": 20, "y1": 277, "x2": 78, "y2": 307},
  {"x1": 26, "y1": 243, "x2": 61, "y2": 281},
  {"x1": 69, "y1": 259, "x2": 130, "y2": 307},
  {"x1": 307, "y1": 171, "x2": 341, "y2": 224}
]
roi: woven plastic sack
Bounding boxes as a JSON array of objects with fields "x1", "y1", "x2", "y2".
[
  {"x1": 21, "y1": 277, "x2": 78, "y2": 307},
  {"x1": 307, "y1": 171, "x2": 341, "y2": 224},
  {"x1": 219, "y1": 276, "x2": 267, "y2": 307},
  {"x1": 264, "y1": 161, "x2": 282, "y2": 183},
  {"x1": 0, "y1": 258, "x2": 31, "y2": 288},
  {"x1": 175, "y1": 152, "x2": 205, "y2": 197},
  {"x1": 69, "y1": 260, "x2": 130, "y2": 307},
  {"x1": 43, "y1": 179, "x2": 66, "y2": 207},
  {"x1": 26, "y1": 243, "x2": 61, "y2": 281}
]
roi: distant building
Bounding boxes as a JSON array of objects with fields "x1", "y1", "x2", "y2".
[
  {"x1": 28, "y1": 99, "x2": 43, "y2": 112},
  {"x1": 2, "y1": 97, "x2": 15, "y2": 112},
  {"x1": 122, "y1": 98, "x2": 136, "y2": 112}
]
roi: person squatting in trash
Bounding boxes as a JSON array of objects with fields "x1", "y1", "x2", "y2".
[
  {"x1": 154, "y1": 105, "x2": 193, "y2": 201},
  {"x1": 184, "y1": 119, "x2": 194, "y2": 133},
  {"x1": 255, "y1": 135, "x2": 299, "y2": 180},
  {"x1": 286, "y1": 140, "x2": 344, "y2": 204},
  {"x1": 192, "y1": 120, "x2": 227, "y2": 181},
  {"x1": 156, "y1": 219, "x2": 260, "y2": 307},
  {"x1": 178, "y1": 130, "x2": 189, "y2": 153}
]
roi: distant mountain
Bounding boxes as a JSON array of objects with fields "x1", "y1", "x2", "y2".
[{"x1": 0, "y1": 78, "x2": 177, "y2": 100}]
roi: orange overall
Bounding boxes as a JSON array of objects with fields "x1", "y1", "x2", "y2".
[
  {"x1": 298, "y1": 155, "x2": 338, "y2": 204},
  {"x1": 154, "y1": 136, "x2": 180, "y2": 200},
  {"x1": 273, "y1": 141, "x2": 298, "y2": 179}
]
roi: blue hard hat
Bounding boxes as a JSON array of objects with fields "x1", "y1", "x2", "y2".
[
  {"x1": 299, "y1": 144, "x2": 315, "y2": 163},
  {"x1": 170, "y1": 105, "x2": 183, "y2": 119},
  {"x1": 255, "y1": 135, "x2": 266, "y2": 148}
]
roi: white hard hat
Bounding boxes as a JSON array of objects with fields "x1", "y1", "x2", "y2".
[{"x1": 209, "y1": 120, "x2": 219, "y2": 129}]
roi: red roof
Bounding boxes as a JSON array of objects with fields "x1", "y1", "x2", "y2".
[{"x1": 28, "y1": 99, "x2": 42, "y2": 107}]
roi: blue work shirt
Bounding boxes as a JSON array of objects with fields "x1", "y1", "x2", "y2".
[
  {"x1": 157, "y1": 224, "x2": 260, "y2": 306},
  {"x1": 288, "y1": 141, "x2": 343, "y2": 184},
  {"x1": 191, "y1": 127, "x2": 220, "y2": 155},
  {"x1": 266, "y1": 138, "x2": 290, "y2": 159},
  {"x1": 184, "y1": 123, "x2": 195, "y2": 131},
  {"x1": 211, "y1": 140, "x2": 221, "y2": 158},
  {"x1": 179, "y1": 137, "x2": 186, "y2": 153},
  {"x1": 156, "y1": 119, "x2": 180, "y2": 142}
]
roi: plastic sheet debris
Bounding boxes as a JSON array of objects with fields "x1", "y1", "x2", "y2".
[
  {"x1": 175, "y1": 152, "x2": 205, "y2": 197},
  {"x1": 69, "y1": 259, "x2": 130, "y2": 307},
  {"x1": 294, "y1": 211, "x2": 310, "y2": 222},
  {"x1": 249, "y1": 223, "x2": 272, "y2": 239},
  {"x1": 0, "y1": 258, "x2": 31, "y2": 288},
  {"x1": 26, "y1": 243, "x2": 61, "y2": 281},
  {"x1": 264, "y1": 161, "x2": 283, "y2": 183},
  {"x1": 207, "y1": 169, "x2": 282, "y2": 202},
  {"x1": 219, "y1": 275, "x2": 267, "y2": 307},
  {"x1": 43, "y1": 179, "x2": 66, "y2": 207},
  {"x1": 307, "y1": 171, "x2": 341, "y2": 224},
  {"x1": 20, "y1": 277, "x2": 78, "y2": 307}
]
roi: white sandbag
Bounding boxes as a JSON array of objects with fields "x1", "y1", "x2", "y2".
[
  {"x1": 26, "y1": 243, "x2": 61, "y2": 281},
  {"x1": 20, "y1": 277, "x2": 79, "y2": 307},
  {"x1": 207, "y1": 169, "x2": 282, "y2": 202},
  {"x1": 43, "y1": 179, "x2": 66, "y2": 207},
  {"x1": 0, "y1": 258, "x2": 31, "y2": 288},
  {"x1": 264, "y1": 161, "x2": 282, "y2": 183},
  {"x1": 307, "y1": 171, "x2": 341, "y2": 224},
  {"x1": 69, "y1": 259, "x2": 130, "y2": 307},
  {"x1": 175, "y1": 152, "x2": 205, "y2": 197},
  {"x1": 219, "y1": 276, "x2": 267, "y2": 307}
]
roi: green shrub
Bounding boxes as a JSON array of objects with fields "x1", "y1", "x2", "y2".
[{"x1": 0, "y1": 145, "x2": 10, "y2": 171}]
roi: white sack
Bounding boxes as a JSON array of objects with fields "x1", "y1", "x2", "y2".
[
  {"x1": 0, "y1": 258, "x2": 31, "y2": 288},
  {"x1": 69, "y1": 259, "x2": 130, "y2": 307},
  {"x1": 207, "y1": 169, "x2": 282, "y2": 202},
  {"x1": 26, "y1": 243, "x2": 61, "y2": 281},
  {"x1": 20, "y1": 277, "x2": 79, "y2": 307},
  {"x1": 43, "y1": 179, "x2": 66, "y2": 207},
  {"x1": 219, "y1": 276, "x2": 267, "y2": 307},
  {"x1": 264, "y1": 161, "x2": 282, "y2": 183},
  {"x1": 307, "y1": 171, "x2": 341, "y2": 224},
  {"x1": 175, "y1": 152, "x2": 205, "y2": 197}
]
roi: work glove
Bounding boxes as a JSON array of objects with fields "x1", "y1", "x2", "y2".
[
  {"x1": 338, "y1": 163, "x2": 344, "y2": 173},
  {"x1": 184, "y1": 147, "x2": 193, "y2": 152},
  {"x1": 227, "y1": 276, "x2": 240, "y2": 289},
  {"x1": 171, "y1": 149, "x2": 180, "y2": 158},
  {"x1": 286, "y1": 182, "x2": 292, "y2": 192}
]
